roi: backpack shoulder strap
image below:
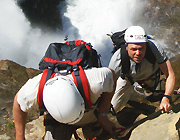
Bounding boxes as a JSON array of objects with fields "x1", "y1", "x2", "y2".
[
  {"x1": 145, "y1": 42, "x2": 156, "y2": 65},
  {"x1": 37, "y1": 68, "x2": 55, "y2": 109},
  {"x1": 71, "y1": 65, "x2": 92, "y2": 108},
  {"x1": 121, "y1": 45, "x2": 134, "y2": 85}
]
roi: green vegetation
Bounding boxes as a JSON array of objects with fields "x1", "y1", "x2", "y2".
[{"x1": 7, "y1": 122, "x2": 14, "y2": 129}]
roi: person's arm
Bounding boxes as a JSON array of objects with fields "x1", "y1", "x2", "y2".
[
  {"x1": 159, "y1": 60, "x2": 175, "y2": 113},
  {"x1": 13, "y1": 93, "x2": 27, "y2": 140},
  {"x1": 97, "y1": 69, "x2": 116, "y2": 135}
]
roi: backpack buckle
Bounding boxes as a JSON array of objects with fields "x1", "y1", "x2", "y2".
[
  {"x1": 120, "y1": 73, "x2": 125, "y2": 79},
  {"x1": 72, "y1": 65, "x2": 79, "y2": 72}
]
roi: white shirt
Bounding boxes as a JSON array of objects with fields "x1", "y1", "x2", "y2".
[{"x1": 17, "y1": 67, "x2": 114, "y2": 113}]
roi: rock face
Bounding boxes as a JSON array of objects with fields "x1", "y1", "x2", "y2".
[
  {"x1": 0, "y1": 60, "x2": 40, "y2": 139},
  {"x1": 129, "y1": 103, "x2": 180, "y2": 140},
  {"x1": 0, "y1": 60, "x2": 179, "y2": 140},
  {"x1": 25, "y1": 116, "x2": 45, "y2": 140}
]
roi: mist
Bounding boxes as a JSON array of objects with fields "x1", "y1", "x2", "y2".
[
  {"x1": 0, "y1": 0, "x2": 65, "y2": 68},
  {"x1": 62, "y1": 0, "x2": 149, "y2": 66},
  {"x1": 0, "y1": 0, "x2": 149, "y2": 68}
]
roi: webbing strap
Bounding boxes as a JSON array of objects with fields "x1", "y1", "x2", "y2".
[
  {"x1": 71, "y1": 66, "x2": 92, "y2": 108},
  {"x1": 64, "y1": 40, "x2": 91, "y2": 50},
  {"x1": 121, "y1": 45, "x2": 130, "y2": 75},
  {"x1": 44, "y1": 57, "x2": 83, "y2": 65},
  {"x1": 85, "y1": 137, "x2": 98, "y2": 140},
  {"x1": 37, "y1": 69, "x2": 54, "y2": 109},
  {"x1": 121, "y1": 45, "x2": 134, "y2": 85}
]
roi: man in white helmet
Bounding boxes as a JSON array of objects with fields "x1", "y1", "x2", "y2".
[
  {"x1": 109, "y1": 26, "x2": 175, "y2": 115},
  {"x1": 13, "y1": 67, "x2": 121, "y2": 140}
]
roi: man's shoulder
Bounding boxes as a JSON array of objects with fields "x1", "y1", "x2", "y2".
[
  {"x1": 148, "y1": 39, "x2": 156, "y2": 46},
  {"x1": 148, "y1": 39, "x2": 168, "y2": 63},
  {"x1": 148, "y1": 39, "x2": 164, "y2": 53},
  {"x1": 84, "y1": 67, "x2": 113, "y2": 79},
  {"x1": 85, "y1": 67, "x2": 111, "y2": 73},
  {"x1": 148, "y1": 39, "x2": 161, "y2": 49},
  {"x1": 109, "y1": 48, "x2": 121, "y2": 66},
  {"x1": 113, "y1": 48, "x2": 121, "y2": 56}
]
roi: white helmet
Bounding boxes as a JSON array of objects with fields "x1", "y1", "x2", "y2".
[
  {"x1": 43, "y1": 75, "x2": 85, "y2": 124},
  {"x1": 124, "y1": 26, "x2": 148, "y2": 43}
]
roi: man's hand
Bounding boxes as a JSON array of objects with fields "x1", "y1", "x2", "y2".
[
  {"x1": 160, "y1": 96, "x2": 172, "y2": 113},
  {"x1": 159, "y1": 60, "x2": 175, "y2": 113},
  {"x1": 97, "y1": 115, "x2": 116, "y2": 135}
]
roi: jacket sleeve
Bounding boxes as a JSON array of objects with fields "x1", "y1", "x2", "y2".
[{"x1": 148, "y1": 40, "x2": 168, "y2": 64}]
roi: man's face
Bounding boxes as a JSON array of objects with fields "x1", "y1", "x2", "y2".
[{"x1": 126, "y1": 43, "x2": 146, "y2": 63}]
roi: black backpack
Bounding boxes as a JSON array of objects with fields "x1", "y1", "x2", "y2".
[
  {"x1": 37, "y1": 40, "x2": 102, "y2": 110},
  {"x1": 108, "y1": 30, "x2": 157, "y2": 86}
]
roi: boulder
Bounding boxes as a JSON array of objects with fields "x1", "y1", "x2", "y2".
[
  {"x1": 25, "y1": 116, "x2": 45, "y2": 140},
  {"x1": 129, "y1": 103, "x2": 180, "y2": 140}
]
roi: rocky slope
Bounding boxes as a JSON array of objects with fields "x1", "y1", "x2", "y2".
[
  {"x1": 0, "y1": 60, "x2": 41, "y2": 139},
  {"x1": 0, "y1": 60, "x2": 179, "y2": 140}
]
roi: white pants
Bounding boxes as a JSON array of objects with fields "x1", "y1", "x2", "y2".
[
  {"x1": 111, "y1": 77, "x2": 134, "y2": 112},
  {"x1": 111, "y1": 76, "x2": 159, "y2": 112}
]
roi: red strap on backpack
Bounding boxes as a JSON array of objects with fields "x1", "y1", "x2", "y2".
[
  {"x1": 71, "y1": 65, "x2": 92, "y2": 108},
  {"x1": 38, "y1": 67, "x2": 92, "y2": 109},
  {"x1": 37, "y1": 69, "x2": 55, "y2": 109},
  {"x1": 43, "y1": 57, "x2": 83, "y2": 65},
  {"x1": 64, "y1": 40, "x2": 91, "y2": 50}
]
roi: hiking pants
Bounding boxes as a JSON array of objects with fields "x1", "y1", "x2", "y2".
[
  {"x1": 44, "y1": 124, "x2": 74, "y2": 140},
  {"x1": 44, "y1": 123, "x2": 102, "y2": 140},
  {"x1": 44, "y1": 108, "x2": 102, "y2": 140},
  {"x1": 111, "y1": 76, "x2": 160, "y2": 112}
]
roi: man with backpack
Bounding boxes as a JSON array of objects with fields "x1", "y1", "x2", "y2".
[
  {"x1": 13, "y1": 38, "x2": 126, "y2": 140},
  {"x1": 108, "y1": 26, "x2": 175, "y2": 114},
  {"x1": 13, "y1": 67, "x2": 118, "y2": 140}
]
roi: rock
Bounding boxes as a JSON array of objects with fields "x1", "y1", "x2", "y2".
[
  {"x1": 129, "y1": 109, "x2": 180, "y2": 140},
  {"x1": 0, "y1": 60, "x2": 40, "y2": 139},
  {"x1": 25, "y1": 116, "x2": 45, "y2": 140},
  {"x1": 26, "y1": 68, "x2": 41, "y2": 79},
  {"x1": 0, "y1": 134, "x2": 10, "y2": 140},
  {"x1": 24, "y1": 116, "x2": 84, "y2": 140},
  {"x1": 113, "y1": 93, "x2": 180, "y2": 140}
]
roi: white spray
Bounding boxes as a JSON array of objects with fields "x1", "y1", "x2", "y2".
[
  {"x1": 0, "y1": 0, "x2": 65, "y2": 68},
  {"x1": 61, "y1": 0, "x2": 148, "y2": 66},
  {"x1": 0, "y1": 0, "x2": 148, "y2": 68}
]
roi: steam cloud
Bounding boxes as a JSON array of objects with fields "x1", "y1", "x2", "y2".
[{"x1": 0, "y1": 0, "x2": 149, "y2": 68}]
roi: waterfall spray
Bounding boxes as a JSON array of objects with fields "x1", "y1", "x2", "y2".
[
  {"x1": 62, "y1": 0, "x2": 148, "y2": 66},
  {"x1": 0, "y1": 0, "x2": 149, "y2": 68}
]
